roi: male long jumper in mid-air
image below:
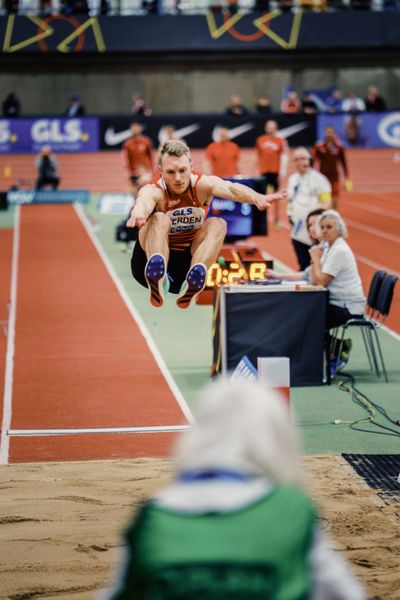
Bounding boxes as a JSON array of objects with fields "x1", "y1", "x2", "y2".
[{"x1": 128, "y1": 140, "x2": 287, "y2": 309}]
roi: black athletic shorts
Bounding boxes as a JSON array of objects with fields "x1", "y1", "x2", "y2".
[
  {"x1": 261, "y1": 172, "x2": 279, "y2": 191},
  {"x1": 131, "y1": 241, "x2": 193, "y2": 295}
]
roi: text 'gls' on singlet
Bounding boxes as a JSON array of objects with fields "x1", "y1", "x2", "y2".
[{"x1": 152, "y1": 171, "x2": 209, "y2": 252}]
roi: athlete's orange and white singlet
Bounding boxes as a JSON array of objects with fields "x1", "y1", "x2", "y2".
[{"x1": 151, "y1": 170, "x2": 209, "y2": 251}]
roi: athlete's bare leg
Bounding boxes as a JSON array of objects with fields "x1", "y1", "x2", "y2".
[
  {"x1": 177, "y1": 218, "x2": 227, "y2": 309},
  {"x1": 139, "y1": 212, "x2": 170, "y2": 261},
  {"x1": 190, "y1": 217, "x2": 227, "y2": 269},
  {"x1": 139, "y1": 213, "x2": 171, "y2": 308}
]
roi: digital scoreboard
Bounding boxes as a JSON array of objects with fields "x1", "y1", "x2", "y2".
[{"x1": 196, "y1": 243, "x2": 273, "y2": 305}]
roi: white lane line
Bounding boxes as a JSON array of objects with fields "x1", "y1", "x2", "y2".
[
  {"x1": 8, "y1": 424, "x2": 191, "y2": 437},
  {"x1": 0, "y1": 205, "x2": 20, "y2": 465},
  {"x1": 74, "y1": 204, "x2": 194, "y2": 425},
  {"x1": 346, "y1": 218, "x2": 400, "y2": 244},
  {"x1": 354, "y1": 253, "x2": 400, "y2": 278},
  {"x1": 342, "y1": 198, "x2": 400, "y2": 220}
]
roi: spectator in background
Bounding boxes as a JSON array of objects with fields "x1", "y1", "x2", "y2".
[
  {"x1": 364, "y1": 85, "x2": 386, "y2": 112},
  {"x1": 255, "y1": 119, "x2": 289, "y2": 228},
  {"x1": 287, "y1": 147, "x2": 331, "y2": 270},
  {"x1": 60, "y1": 0, "x2": 89, "y2": 13},
  {"x1": 280, "y1": 90, "x2": 301, "y2": 113},
  {"x1": 2, "y1": 92, "x2": 20, "y2": 117},
  {"x1": 342, "y1": 90, "x2": 366, "y2": 114},
  {"x1": 301, "y1": 91, "x2": 318, "y2": 114},
  {"x1": 122, "y1": 122, "x2": 154, "y2": 196},
  {"x1": 325, "y1": 88, "x2": 344, "y2": 113},
  {"x1": 312, "y1": 126, "x2": 351, "y2": 210},
  {"x1": 204, "y1": 127, "x2": 240, "y2": 177},
  {"x1": 255, "y1": 95, "x2": 273, "y2": 115},
  {"x1": 35, "y1": 146, "x2": 60, "y2": 191},
  {"x1": 64, "y1": 93, "x2": 86, "y2": 117},
  {"x1": 224, "y1": 95, "x2": 249, "y2": 117},
  {"x1": 39, "y1": 0, "x2": 53, "y2": 16},
  {"x1": 131, "y1": 93, "x2": 152, "y2": 116},
  {"x1": 105, "y1": 378, "x2": 366, "y2": 600},
  {"x1": 158, "y1": 124, "x2": 177, "y2": 148}
]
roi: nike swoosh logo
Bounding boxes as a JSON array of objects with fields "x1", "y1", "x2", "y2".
[
  {"x1": 158, "y1": 124, "x2": 201, "y2": 145},
  {"x1": 276, "y1": 122, "x2": 309, "y2": 139},
  {"x1": 212, "y1": 123, "x2": 255, "y2": 142},
  {"x1": 105, "y1": 127, "x2": 133, "y2": 146}
]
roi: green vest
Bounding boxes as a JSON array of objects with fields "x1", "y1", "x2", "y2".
[{"x1": 111, "y1": 485, "x2": 317, "y2": 600}]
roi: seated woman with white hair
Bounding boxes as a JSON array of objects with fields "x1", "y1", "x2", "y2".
[
  {"x1": 106, "y1": 379, "x2": 366, "y2": 600},
  {"x1": 309, "y1": 209, "x2": 365, "y2": 331}
]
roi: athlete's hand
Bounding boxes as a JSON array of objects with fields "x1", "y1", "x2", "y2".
[
  {"x1": 127, "y1": 209, "x2": 147, "y2": 229},
  {"x1": 256, "y1": 190, "x2": 287, "y2": 211}
]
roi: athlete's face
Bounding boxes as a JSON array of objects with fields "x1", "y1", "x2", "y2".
[{"x1": 161, "y1": 154, "x2": 192, "y2": 194}]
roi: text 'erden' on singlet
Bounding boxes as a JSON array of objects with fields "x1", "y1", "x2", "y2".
[{"x1": 152, "y1": 171, "x2": 209, "y2": 252}]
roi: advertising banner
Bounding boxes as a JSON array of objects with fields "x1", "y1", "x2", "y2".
[
  {"x1": 7, "y1": 189, "x2": 89, "y2": 205},
  {"x1": 0, "y1": 13, "x2": 399, "y2": 55},
  {"x1": 317, "y1": 112, "x2": 400, "y2": 149},
  {"x1": 100, "y1": 113, "x2": 316, "y2": 150},
  {"x1": 0, "y1": 118, "x2": 99, "y2": 154}
]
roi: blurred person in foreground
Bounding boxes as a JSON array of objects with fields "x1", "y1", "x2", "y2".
[
  {"x1": 35, "y1": 145, "x2": 60, "y2": 190},
  {"x1": 127, "y1": 140, "x2": 285, "y2": 309},
  {"x1": 255, "y1": 119, "x2": 289, "y2": 228},
  {"x1": 312, "y1": 126, "x2": 352, "y2": 210},
  {"x1": 106, "y1": 378, "x2": 366, "y2": 600},
  {"x1": 287, "y1": 147, "x2": 331, "y2": 270},
  {"x1": 204, "y1": 126, "x2": 240, "y2": 177},
  {"x1": 122, "y1": 122, "x2": 154, "y2": 196}
]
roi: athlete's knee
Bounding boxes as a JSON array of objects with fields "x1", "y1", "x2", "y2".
[
  {"x1": 207, "y1": 217, "x2": 227, "y2": 239},
  {"x1": 148, "y1": 212, "x2": 171, "y2": 232}
]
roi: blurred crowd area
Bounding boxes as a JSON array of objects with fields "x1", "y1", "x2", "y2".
[{"x1": 2, "y1": 0, "x2": 399, "y2": 16}]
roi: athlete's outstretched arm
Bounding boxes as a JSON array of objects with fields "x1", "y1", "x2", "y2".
[
  {"x1": 127, "y1": 185, "x2": 158, "y2": 228},
  {"x1": 205, "y1": 175, "x2": 287, "y2": 211}
]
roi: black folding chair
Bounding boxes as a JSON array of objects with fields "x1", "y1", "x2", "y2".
[{"x1": 331, "y1": 271, "x2": 397, "y2": 382}]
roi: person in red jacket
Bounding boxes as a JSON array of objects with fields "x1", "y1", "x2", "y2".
[
  {"x1": 312, "y1": 126, "x2": 352, "y2": 210},
  {"x1": 204, "y1": 127, "x2": 240, "y2": 178},
  {"x1": 122, "y1": 122, "x2": 154, "y2": 196},
  {"x1": 255, "y1": 120, "x2": 289, "y2": 228}
]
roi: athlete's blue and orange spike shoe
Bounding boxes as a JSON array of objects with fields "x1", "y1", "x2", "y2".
[
  {"x1": 176, "y1": 263, "x2": 207, "y2": 309},
  {"x1": 145, "y1": 253, "x2": 169, "y2": 308}
]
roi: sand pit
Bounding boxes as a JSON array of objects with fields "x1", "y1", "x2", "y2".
[{"x1": 1, "y1": 455, "x2": 399, "y2": 600}]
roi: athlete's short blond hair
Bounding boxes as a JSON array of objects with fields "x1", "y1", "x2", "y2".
[{"x1": 159, "y1": 140, "x2": 191, "y2": 166}]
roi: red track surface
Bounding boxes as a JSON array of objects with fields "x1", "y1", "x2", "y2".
[
  {"x1": 1, "y1": 205, "x2": 189, "y2": 463},
  {"x1": 0, "y1": 148, "x2": 398, "y2": 463}
]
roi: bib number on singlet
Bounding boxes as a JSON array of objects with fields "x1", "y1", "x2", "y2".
[{"x1": 167, "y1": 206, "x2": 205, "y2": 234}]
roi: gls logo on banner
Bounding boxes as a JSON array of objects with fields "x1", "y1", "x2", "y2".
[
  {"x1": 377, "y1": 113, "x2": 400, "y2": 148},
  {"x1": 31, "y1": 119, "x2": 86, "y2": 143}
]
